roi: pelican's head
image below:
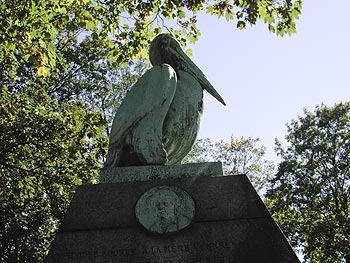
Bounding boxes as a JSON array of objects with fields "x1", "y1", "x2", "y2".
[{"x1": 149, "y1": 34, "x2": 226, "y2": 106}]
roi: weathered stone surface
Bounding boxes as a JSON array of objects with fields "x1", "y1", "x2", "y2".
[
  {"x1": 59, "y1": 175, "x2": 267, "y2": 232},
  {"x1": 135, "y1": 186, "x2": 195, "y2": 234},
  {"x1": 47, "y1": 218, "x2": 299, "y2": 263},
  {"x1": 46, "y1": 175, "x2": 300, "y2": 263},
  {"x1": 99, "y1": 162, "x2": 223, "y2": 183}
]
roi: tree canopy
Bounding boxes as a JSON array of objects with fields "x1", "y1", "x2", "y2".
[
  {"x1": 1, "y1": 0, "x2": 302, "y2": 81},
  {"x1": 266, "y1": 103, "x2": 350, "y2": 263},
  {"x1": 0, "y1": 87, "x2": 107, "y2": 261},
  {"x1": 0, "y1": 59, "x2": 145, "y2": 262}
]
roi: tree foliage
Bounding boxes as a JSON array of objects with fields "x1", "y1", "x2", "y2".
[
  {"x1": 0, "y1": 87, "x2": 107, "y2": 262},
  {"x1": 184, "y1": 136, "x2": 275, "y2": 197},
  {"x1": 266, "y1": 103, "x2": 350, "y2": 263},
  {"x1": 0, "y1": 57, "x2": 145, "y2": 262},
  {"x1": 1, "y1": 0, "x2": 302, "y2": 82}
]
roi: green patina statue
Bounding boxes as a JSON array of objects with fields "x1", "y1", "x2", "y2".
[{"x1": 104, "y1": 34, "x2": 225, "y2": 168}]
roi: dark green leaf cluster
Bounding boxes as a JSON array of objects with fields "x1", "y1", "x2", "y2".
[
  {"x1": 0, "y1": 87, "x2": 107, "y2": 262},
  {"x1": 0, "y1": 54, "x2": 146, "y2": 262},
  {"x1": 206, "y1": 0, "x2": 302, "y2": 35},
  {"x1": 266, "y1": 103, "x2": 350, "y2": 262},
  {"x1": 0, "y1": 0, "x2": 301, "y2": 83},
  {"x1": 1, "y1": 6, "x2": 146, "y2": 257}
]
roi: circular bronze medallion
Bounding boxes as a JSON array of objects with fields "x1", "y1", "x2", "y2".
[{"x1": 135, "y1": 186, "x2": 195, "y2": 234}]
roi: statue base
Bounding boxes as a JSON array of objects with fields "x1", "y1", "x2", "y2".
[
  {"x1": 99, "y1": 162, "x2": 223, "y2": 183},
  {"x1": 45, "y1": 163, "x2": 300, "y2": 263}
]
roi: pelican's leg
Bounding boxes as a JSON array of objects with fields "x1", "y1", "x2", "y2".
[{"x1": 105, "y1": 63, "x2": 177, "y2": 167}]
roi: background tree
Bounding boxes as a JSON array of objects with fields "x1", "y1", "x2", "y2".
[
  {"x1": 0, "y1": 88, "x2": 107, "y2": 262},
  {"x1": 266, "y1": 103, "x2": 350, "y2": 263},
  {"x1": 184, "y1": 136, "x2": 275, "y2": 197},
  {"x1": 0, "y1": 59, "x2": 146, "y2": 262}
]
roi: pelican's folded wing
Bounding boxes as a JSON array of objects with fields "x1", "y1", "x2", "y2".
[{"x1": 104, "y1": 64, "x2": 177, "y2": 168}]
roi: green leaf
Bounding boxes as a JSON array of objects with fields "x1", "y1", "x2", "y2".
[
  {"x1": 294, "y1": 0, "x2": 302, "y2": 10},
  {"x1": 225, "y1": 11, "x2": 234, "y2": 21},
  {"x1": 237, "y1": 21, "x2": 246, "y2": 30},
  {"x1": 178, "y1": 10, "x2": 186, "y2": 18},
  {"x1": 206, "y1": 6, "x2": 214, "y2": 14},
  {"x1": 185, "y1": 48, "x2": 192, "y2": 57},
  {"x1": 85, "y1": 21, "x2": 97, "y2": 31},
  {"x1": 291, "y1": 9, "x2": 300, "y2": 19},
  {"x1": 258, "y1": 4, "x2": 267, "y2": 19}
]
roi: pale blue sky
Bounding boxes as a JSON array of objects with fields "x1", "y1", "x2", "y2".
[{"x1": 190, "y1": 0, "x2": 350, "y2": 162}]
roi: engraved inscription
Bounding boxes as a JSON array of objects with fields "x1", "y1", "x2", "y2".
[
  {"x1": 100, "y1": 162, "x2": 223, "y2": 183},
  {"x1": 141, "y1": 238, "x2": 235, "y2": 256},
  {"x1": 63, "y1": 248, "x2": 136, "y2": 261},
  {"x1": 144, "y1": 256, "x2": 234, "y2": 263},
  {"x1": 60, "y1": 238, "x2": 236, "y2": 263}
]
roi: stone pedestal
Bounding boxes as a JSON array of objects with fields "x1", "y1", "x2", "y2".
[{"x1": 45, "y1": 163, "x2": 300, "y2": 263}]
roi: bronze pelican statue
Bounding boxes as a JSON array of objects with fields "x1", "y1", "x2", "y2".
[{"x1": 104, "y1": 33, "x2": 225, "y2": 168}]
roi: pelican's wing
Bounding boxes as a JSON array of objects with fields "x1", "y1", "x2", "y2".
[
  {"x1": 104, "y1": 64, "x2": 177, "y2": 168},
  {"x1": 163, "y1": 70, "x2": 203, "y2": 164}
]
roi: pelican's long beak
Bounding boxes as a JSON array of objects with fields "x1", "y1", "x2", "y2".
[{"x1": 169, "y1": 44, "x2": 226, "y2": 106}]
